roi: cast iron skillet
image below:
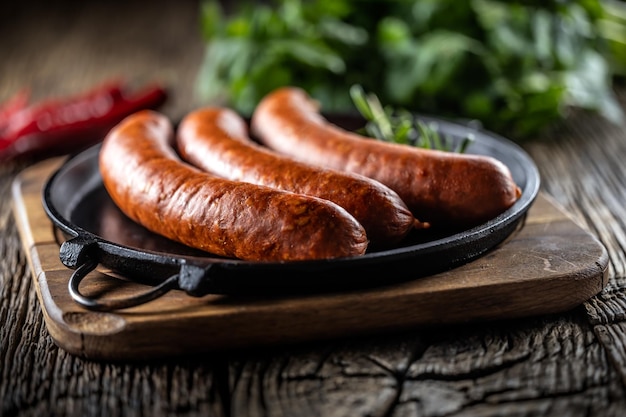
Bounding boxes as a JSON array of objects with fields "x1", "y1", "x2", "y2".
[{"x1": 42, "y1": 115, "x2": 540, "y2": 311}]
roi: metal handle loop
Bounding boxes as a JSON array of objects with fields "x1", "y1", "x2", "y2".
[{"x1": 68, "y1": 259, "x2": 179, "y2": 311}]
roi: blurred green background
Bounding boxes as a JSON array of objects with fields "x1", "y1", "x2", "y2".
[{"x1": 196, "y1": 0, "x2": 626, "y2": 141}]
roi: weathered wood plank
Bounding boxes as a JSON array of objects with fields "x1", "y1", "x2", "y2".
[
  {"x1": 224, "y1": 313, "x2": 626, "y2": 417},
  {"x1": 586, "y1": 291, "x2": 626, "y2": 325},
  {"x1": 0, "y1": 0, "x2": 205, "y2": 122},
  {"x1": 523, "y1": 101, "x2": 626, "y2": 407}
]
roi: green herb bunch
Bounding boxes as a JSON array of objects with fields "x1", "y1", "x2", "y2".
[
  {"x1": 197, "y1": 0, "x2": 626, "y2": 140},
  {"x1": 350, "y1": 84, "x2": 474, "y2": 153}
]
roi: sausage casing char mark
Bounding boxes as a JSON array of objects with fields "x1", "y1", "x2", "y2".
[
  {"x1": 250, "y1": 87, "x2": 523, "y2": 229},
  {"x1": 98, "y1": 110, "x2": 368, "y2": 261},
  {"x1": 176, "y1": 107, "x2": 421, "y2": 248}
]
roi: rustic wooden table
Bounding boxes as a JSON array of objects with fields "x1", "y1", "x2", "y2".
[{"x1": 3, "y1": 2, "x2": 626, "y2": 416}]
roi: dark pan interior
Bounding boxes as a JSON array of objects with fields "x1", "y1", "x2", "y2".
[{"x1": 42, "y1": 115, "x2": 540, "y2": 294}]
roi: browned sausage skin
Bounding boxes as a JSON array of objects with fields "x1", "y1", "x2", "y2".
[
  {"x1": 99, "y1": 110, "x2": 368, "y2": 261},
  {"x1": 251, "y1": 87, "x2": 522, "y2": 229},
  {"x1": 176, "y1": 107, "x2": 421, "y2": 248}
]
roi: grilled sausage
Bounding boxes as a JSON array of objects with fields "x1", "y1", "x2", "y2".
[
  {"x1": 176, "y1": 107, "x2": 420, "y2": 248},
  {"x1": 250, "y1": 87, "x2": 522, "y2": 229},
  {"x1": 99, "y1": 110, "x2": 368, "y2": 261}
]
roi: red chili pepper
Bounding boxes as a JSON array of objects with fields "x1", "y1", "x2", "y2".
[
  {"x1": 0, "y1": 81, "x2": 167, "y2": 161},
  {"x1": 0, "y1": 88, "x2": 30, "y2": 135},
  {"x1": 1, "y1": 81, "x2": 125, "y2": 146}
]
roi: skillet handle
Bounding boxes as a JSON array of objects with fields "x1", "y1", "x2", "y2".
[
  {"x1": 59, "y1": 235, "x2": 98, "y2": 269},
  {"x1": 67, "y1": 259, "x2": 180, "y2": 311},
  {"x1": 60, "y1": 235, "x2": 216, "y2": 311}
]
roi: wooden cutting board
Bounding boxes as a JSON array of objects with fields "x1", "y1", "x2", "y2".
[{"x1": 12, "y1": 157, "x2": 609, "y2": 361}]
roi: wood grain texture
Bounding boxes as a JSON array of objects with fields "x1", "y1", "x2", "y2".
[
  {"x1": 3, "y1": 1, "x2": 626, "y2": 416},
  {"x1": 225, "y1": 313, "x2": 626, "y2": 417}
]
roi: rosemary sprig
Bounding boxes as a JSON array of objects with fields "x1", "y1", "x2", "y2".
[{"x1": 349, "y1": 84, "x2": 474, "y2": 153}]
